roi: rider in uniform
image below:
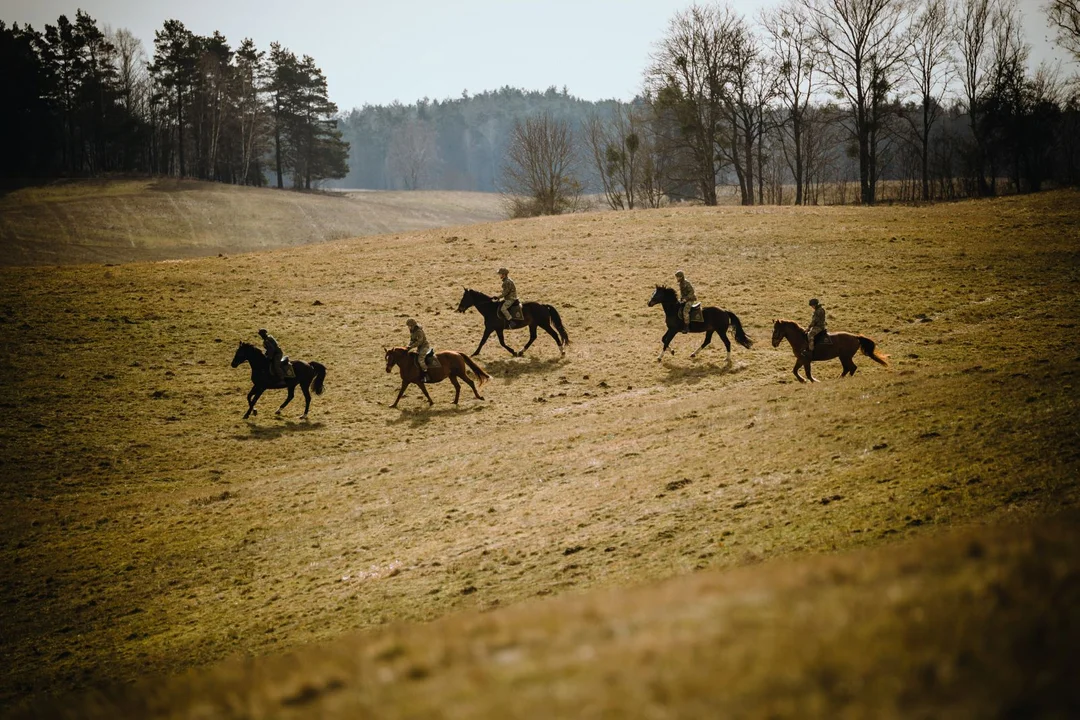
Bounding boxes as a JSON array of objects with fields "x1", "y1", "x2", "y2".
[
  {"x1": 497, "y1": 267, "x2": 518, "y2": 325},
  {"x1": 406, "y1": 318, "x2": 432, "y2": 381},
  {"x1": 675, "y1": 270, "x2": 696, "y2": 333},
  {"x1": 258, "y1": 328, "x2": 285, "y2": 382},
  {"x1": 804, "y1": 298, "x2": 829, "y2": 357}
]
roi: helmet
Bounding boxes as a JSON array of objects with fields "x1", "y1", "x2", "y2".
[
  {"x1": 497, "y1": 267, "x2": 509, "y2": 275},
  {"x1": 675, "y1": 270, "x2": 684, "y2": 278},
  {"x1": 809, "y1": 298, "x2": 819, "y2": 307},
  {"x1": 258, "y1": 328, "x2": 268, "y2": 335},
  {"x1": 406, "y1": 318, "x2": 416, "y2": 327}
]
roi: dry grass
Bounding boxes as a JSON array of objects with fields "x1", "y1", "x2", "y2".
[
  {"x1": 0, "y1": 179, "x2": 505, "y2": 266},
  {"x1": 0, "y1": 190, "x2": 1078, "y2": 715}
]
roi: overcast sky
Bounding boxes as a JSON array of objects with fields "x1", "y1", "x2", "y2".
[{"x1": 5, "y1": 0, "x2": 1075, "y2": 111}]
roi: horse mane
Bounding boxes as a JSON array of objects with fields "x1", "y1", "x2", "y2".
[
  {"x1": 240, "y1": 341, "x2": 265, "y2": 355},
  {"x1": 464, "y1": 288, "x2": 496, "y2": 303},
  {"x1": 774, "y1": 318, "x2": 801, "y2": 328}
]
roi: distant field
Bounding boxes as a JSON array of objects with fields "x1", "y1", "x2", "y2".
[
  {"x1": 1, "y1": 190, "x2": 1078, "y2": 715},
  {"x1": 0, "y1": 179, "x2": 505, "y2": 266}
]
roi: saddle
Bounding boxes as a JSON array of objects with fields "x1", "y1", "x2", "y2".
[
  {"x1": 683, "y1": 302, "x2": 704, "y2": 323},
  {"x1": 412, "y1": 349, "x2": 440, "y2": 371}
]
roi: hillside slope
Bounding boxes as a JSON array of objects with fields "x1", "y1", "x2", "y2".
[
  {"x1": 1, "y1": 190, "x2": 1078, "y2": 713},
  {"x1": 0, "y1": 179, "x2": 505, "y2": 266}
]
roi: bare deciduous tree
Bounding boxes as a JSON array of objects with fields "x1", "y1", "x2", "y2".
[
  {"x1": 955, "y1": 0, "x2": 995, "y2": 194},
  {"x1": 761, "y1": 0, "x2": 819, "y2": 204},
  {"x1": 646, "y1": 3, "x2": 742, "y2": 205},
  {"x1": 387, "y1": 119, "x2": 439, "y2": 190},
  {"x1": 1045, "y1": 0, "x2": 1080, "y2": 59},
  {"x1": 905, "y1": 0, "x2": 953, "y2": 200},
  {"x1": 802, "y1": 0, "x2": 913, "y2": 204},
  {"x1": 501, "y1": 113, "x2": 582, "y2": 217}
]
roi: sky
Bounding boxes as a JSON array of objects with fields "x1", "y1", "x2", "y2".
[{"x1": 5, "y1": 0, "x2": 1076, "y2": 111}]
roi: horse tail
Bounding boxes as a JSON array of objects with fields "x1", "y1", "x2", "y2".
[
  {"x1": 548, "y1": 305, "x2": 570, "y2": 346},
  {"x1": 311, "y1": 362, "x2": 327, "y2": 394},
  {"x1": 858, "y1": 337, "x2": 889, "y2": 366},
  {"x1": 460, "y1": 354, "x2": 491, "y2": 387},
  {"x1": 727, "y1": 311, "x2": 753, "y2": 349}
]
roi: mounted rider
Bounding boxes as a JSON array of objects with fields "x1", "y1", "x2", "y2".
[
  {"x1": 675, "y1": 270, "x2": 696, "y2": 333},
  {"x1": 497, "y1": 267, "x2": 519, "y2": 325},
  {"x1": 406, "y1": 318, "x2": 433, "y2": 381},
  {"x1": 258, "y1": 328, "x2": 286, "y2": 382},
  {"x1": 804, "y1": 298, "x2": 830, "y2": 357}
]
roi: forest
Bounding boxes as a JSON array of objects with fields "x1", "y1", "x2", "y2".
[
  {"x1": 0, "y1": 11, "x2": 348, "y2": 189},
  {"x1": 3, "y1": 0, "x2": 1079, "y2": 206}
]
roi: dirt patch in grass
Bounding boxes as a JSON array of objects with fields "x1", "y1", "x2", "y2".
[{"x1": 0, "y1": 190, "x2": 1077, "y2": 712}]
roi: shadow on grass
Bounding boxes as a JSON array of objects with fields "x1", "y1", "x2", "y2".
[
  {"x1": 482, "y1": 354, "x2": 565, "y2": 383},
  {"x1": 234, "y1": 419, "x2": 324, "y2": 441},
  {"x1": 386, "y1": 402, "x2": 482, "y2": 428},
  {"x1": 661, "y1": 358, "x2": 744, "y2": 385}
]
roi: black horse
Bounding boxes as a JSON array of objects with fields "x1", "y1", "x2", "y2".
[
  {"x1": 648, "y1": 286, "x2": 754, "y2": 362},
  {"x1": 231, "y1": 342, "x2": 327, "y2": 419},
  {"x1": 456, "y1": 288, "x2": 570, "y2": 357}
]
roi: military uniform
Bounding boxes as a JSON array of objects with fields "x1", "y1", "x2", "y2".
[
  {"x1": 806, "y1": 302, "x2": 827, "y2": 355},
  {"x1": 407, "y1": 322, "x2": 432, "y2": 375},
  {"x1": 499, "y1": 270, "x2": 518, "y2": 323},
  {"x1": 677, "y1": 274, "x2": 696, "y2": 331},
  {"x1": 260, "y1": 330, "x2": 284, "y2": 381}
]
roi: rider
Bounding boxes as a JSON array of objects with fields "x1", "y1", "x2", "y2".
[
  {"x1": 804, "y1": 298, "x2": 829, "y2": 357},
  {"x1": 406, "y1": 318, "x2": 432, "y2": 381},
  {"x1": 258, "y1": 328, "x2": 285, "y2": 382},
  {"x1": 675, "y1": 270, "x2": 696, "y2": 333},
  {"x1": 497, "y1": 267, "x2": 518, "y2": 325}
]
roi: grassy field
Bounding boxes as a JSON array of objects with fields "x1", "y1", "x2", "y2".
[
  {"x1": 0, "y1": 179, "x2": 505, "y2": 266},
  {"x1": 1, "y1": 190, "x2": 1078, "y2": 715}
]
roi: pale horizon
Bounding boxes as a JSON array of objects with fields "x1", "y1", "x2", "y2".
[{"x1": 5, "y1": 0, "x2": 1076, "y2": 112}]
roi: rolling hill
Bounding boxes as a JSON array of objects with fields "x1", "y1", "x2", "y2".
[
  {"x1": 0, "y1": 179, "x2": 506, "y2": 266},
  {"x1": 1, "y1": 189, "x2": 1078, "y2": 716}
]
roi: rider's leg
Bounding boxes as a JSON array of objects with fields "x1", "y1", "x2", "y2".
[
  {"x1": 500, "y1": 300, "x2": 512, "y2": 322},
  {"x1": 681, "y1": 304, "x2": 690, "y2": 333}
]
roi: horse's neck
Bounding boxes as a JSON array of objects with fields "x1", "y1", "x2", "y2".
[
  {"x1": 471, "y1": 291, "x2": 494, "y2": 307},
  {"x1": 784, "y1": 324, "x2": 805, "y2": 343}
]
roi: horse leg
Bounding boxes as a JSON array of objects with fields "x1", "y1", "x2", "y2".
[
  {"x1": 390, "y1": 379, "x2": 409, "y2": 408},
  {"x1": 418, "y1": 381, "x2": 435, "y2": 406},
  {"x1": 658, "y1": 328, "x2": 678, "y2": 362},
  {"x1": 538, "y1": 321, "x2": 565, "y2": 355},
  {"x1": 690, "y1": 330, "x2": 713, "y2": 358},
  {"x1": 520, "y1": 325, "x2": 539, "y2": 356},
  {"x1": 245, "y1": 388, "x2": 265, "y2": 418},
  {"x1": 460, "y1": 371, "x2": 483, "y2": 400},
  {"x1": 805, "y1": 359, "x2": 817, "y2": 383},
  {"x1": 473, "y1": 328, "x2": 493, "y2": 357},
  {"x1": 450, "y1": 375, "x2": 461, "y2": 404},
  {"x1": 300, "y1": 381, "x2": 312, "y2": 417},
  {"x1": 841, "y1": 354, "x2": 857, "y2": 377},
  {"x1": 792, "y1": 359, "x2": 806, "y2": 383},
  {"x1": 495, "y1": 329, "x2": 518, "y2": 356},
  {"x1": 277, "y1": 384, "x2": 295, "y2": 414},
  {"x1": 719, "y1": 331, "x2": 732, "y2": 362}
]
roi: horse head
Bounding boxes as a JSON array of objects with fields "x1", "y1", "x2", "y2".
[
  {"x1": 385, "y1": 347, "x2": 403, "y2": 373},
  {"x1": 456, "y1": 288, "x2": 487, "y2": 313},
  {"x1": 772, "y1": 320, "x2": 800, "y2": 348},
  {"x1": 231, "y1": 341, "x2": 248, "y2": 368},
  {"x1": 648, "y1": 285, "x2": 675, "y2": 307}
]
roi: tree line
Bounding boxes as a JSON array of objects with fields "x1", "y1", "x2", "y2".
[
  {"x1": 0, "y1": 11, "x2": 348, "y2": 188},
  {"x1": 515, "y1": 0, "x2": 1080, "y2": 211},
  {"x1": 334, "y1": 0, "x2": 1080, "y2": 210}
]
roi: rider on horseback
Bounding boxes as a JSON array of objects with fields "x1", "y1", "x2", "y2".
[
  {"x1": 406, "y1": 318, "x2": 433, "y2": 381},
  {"x1": 675, "y1": 270, "x2": 696, "y2": 333},
  {"x1": 258, "y1": 329, "x2": 286, "y2": 382},
  {"x1": 497, "y1": 267, "x2": 518, "y2": 325},
  {"x1": 804, "y1": 298, "x2": 830, "y2": 357}
]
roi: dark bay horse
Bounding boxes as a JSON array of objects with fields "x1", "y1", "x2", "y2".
[
  {"x1": 771, "y1": 319, "x2": 888, "y2": 382},
  {"x1": 384, "y1": 347, "x2": 490, "y2": 407},
  {"x1": 231, "y1": 342, "x2": 326, "y2": 419},
  {"x1": 648, "y1": 286, "x2": 754, "y2": 362},
  {"x1": 456, "y1": 288, "x2": 570, "y2": 357}
]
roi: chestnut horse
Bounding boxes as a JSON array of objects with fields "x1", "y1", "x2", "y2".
[
  {"x1": 384, "y1": 347, "x2": 490, "y2": 407},
  {"x1": 771, "y1": 319, "x2": 888, "y2": 383}
]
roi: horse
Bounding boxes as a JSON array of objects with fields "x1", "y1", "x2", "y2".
[
  {"x1": 384, "y1": 346, "x2": 490, "y2": 407},
  {"x1": 455, "y1": 288, "x2": 570, "y2": 357},
  {"x1": 231, "y1": 342, "x2": 327, "y2": 419},
  {"x1": 771, "y1": 319, "x2": 888, "y2": 383},
  {"x1": 647, "y1": 286, "x2": 754, "y2": 362}
]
